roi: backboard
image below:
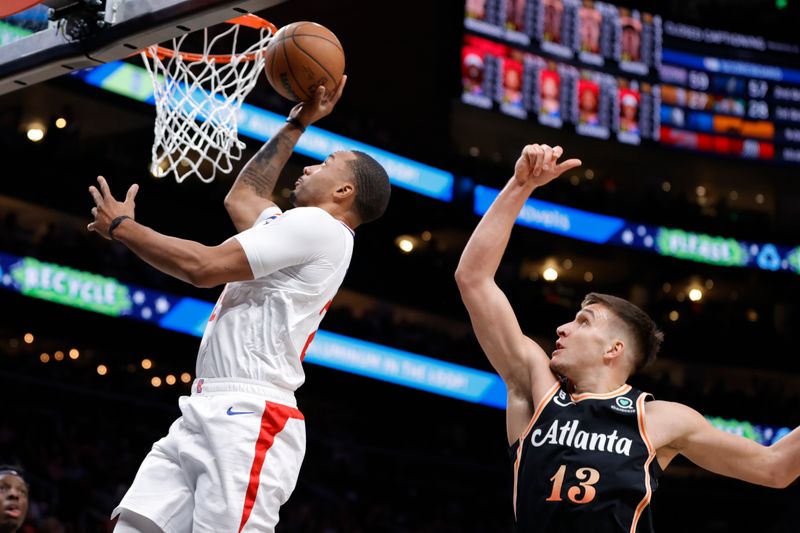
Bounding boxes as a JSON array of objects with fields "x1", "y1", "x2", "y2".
[{"x1": 0, "y1": 0, "x2": 287, "y2": 95}]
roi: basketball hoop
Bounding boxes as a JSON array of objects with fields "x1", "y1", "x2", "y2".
[{"x1": 140, "y1": 14, "x2": 278, "y2": 183}]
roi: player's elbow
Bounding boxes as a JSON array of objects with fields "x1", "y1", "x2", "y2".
[
  {"x1": 188, "y1": 273, "x2": 218, "y2": 289},
  {"x1": 763, "y1": 452, "x2": 792, "y2": 488},
  {"x1": 223, "y1": 191, "x2": 241, "y2": 215},
  {"x1": 184, "y1": 255, "x2": 221, "y2": 289},
  {"x1": 186, "y1": 265, "x2": 226, "y2": 289},
  {"x1": 763, "y1": 470, "x2": 791, "y2": 489},
  {"x1": 768, "y1": 465, "x2": 794, "y2": 489},
  {"x1": 455, "y1": 265, "x2": 481, "y2": 291},
  {"x1": 455, "y1": 268, "x2": 493, "y2": 303}
]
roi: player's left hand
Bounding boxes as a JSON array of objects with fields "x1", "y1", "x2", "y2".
[
  {"x1": 87, "y1": 176, "x2": 138, "y2": 239},
  {"x1": 289, "y1": 74, "x2": 347, "y2": 128},
  {"x1": 513, "y1": 144, "x2": 581, "y2": 188}
]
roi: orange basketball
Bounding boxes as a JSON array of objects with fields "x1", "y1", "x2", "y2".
[{"x1": 265, "y1": 21, "x2": 345, "y2": 102}]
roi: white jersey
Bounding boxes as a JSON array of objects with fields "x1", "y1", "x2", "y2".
[{"x1": 195, "y1": 206, "x2": 354, "y2": 391}]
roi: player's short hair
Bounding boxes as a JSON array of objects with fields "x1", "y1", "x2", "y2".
[
  {"x1": 347, "y1": 151, "x2": 391, "y2": 224},
  {"x1": 0, "y1": 465, "x2": 28, "y2": 485},
  {"x1": 581, "y1": 293, "x2": 663, "y2": 374}
]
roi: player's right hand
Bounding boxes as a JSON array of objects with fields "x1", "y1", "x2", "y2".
[
  {"x1": 288, "y1": 75, "x2": 347, "y2": 129},
  {"x1": 513, "y1": 144, "x2": 581, "y2": 188}
]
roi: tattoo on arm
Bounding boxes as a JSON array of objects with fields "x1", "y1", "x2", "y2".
[{"x1": 236, "y1": 129, "x2": 297, "y2": 198}]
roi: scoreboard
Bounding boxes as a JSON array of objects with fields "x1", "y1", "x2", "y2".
[
  {"x1": 659, "y1": 21, "x2": 800, "y2": 164},
  {"x1": 462, "y1": 0, "x2": 800, "y2": 164}
]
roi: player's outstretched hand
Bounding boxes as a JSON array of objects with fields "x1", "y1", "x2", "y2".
[
  {"x1": 87, "y1": 176, "x2": 138, "y2": 239},
  {"x1": 513, "y1": 144, "x2": 581, "y2": 188},
  {"x1": 289, "y1": 75, "x2": 347, "y2": 129}
]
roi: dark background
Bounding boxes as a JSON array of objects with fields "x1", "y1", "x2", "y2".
[{"x1": 1, "y1": 0, "x2": 800, "y2": 531}]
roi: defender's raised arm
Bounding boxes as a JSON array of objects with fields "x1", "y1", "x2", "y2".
[{"x1": 455, "y1": 144, "x2": 580, "y2": 442}]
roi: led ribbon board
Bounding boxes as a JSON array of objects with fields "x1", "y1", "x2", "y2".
[{"x1": 474, "y1": 185, "x2": 800, "y2": 275}]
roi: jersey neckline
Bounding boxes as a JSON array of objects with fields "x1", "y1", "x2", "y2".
[{"x1": 569, "y1": 383, "x2": 632, "y2": 402}]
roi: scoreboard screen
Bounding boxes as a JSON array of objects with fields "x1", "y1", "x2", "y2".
[
  {"x1": 462, "y1": 0, "x2": 800, "y2": 164},
  {"x1": 659, "y1": 21, "x2": 800, "y2": 164}
]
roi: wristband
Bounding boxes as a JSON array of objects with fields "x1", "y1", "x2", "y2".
[
  {"x1": 285, "y1": 116, "x2": 306, "y2": 133},
  {"x1": 109, "y1": 215, "x2": 131, "y2": 240}
]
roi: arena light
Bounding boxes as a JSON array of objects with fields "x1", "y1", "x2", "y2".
[
  {"x1": 68, "y1": 348, "x2": 79, "y2": 359},
  {"x1": 39, "y1": 353, "x2": 50, "y2": 363},
  {"x1": 23, "y1": 333, "x2": 34, "y2": 344},
  {"x1": 97, "y1": 364, "x2": 108, "y2": 376},
  {"x1": 141, "y1": 358, "x2": 153, "y2": 370},
  {"x1": 180, "y1": 372, "x2": 192, "y2": 383},
  {"x1": 54, "y1": 350, "x2": 64, "y2": 361},
  {"x1": 151, "y1": 376, "x2": 162, "y2": 387},
  {"x1": 54, "y1": 117, "x2": 67, "y2": 129},
  {"x1": 542, "y1": 267, "x2": 559, "y2": 282},
  {"x1": 395, "y1": 236, "x2": 416, "y2": 253},
  {"x1": 688, "y1": 288, "x2": 703, "y2": 302},
  {"x1": 166, "y1": 374, "x2": 176, "y2": 385},
  {"x1": 25, "y1": 122, "x2": 46, "y2": 142}
]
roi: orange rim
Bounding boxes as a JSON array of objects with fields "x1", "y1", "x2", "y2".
[{"x1": 143, "y1": 14, "x2": 278, "y2": 63}]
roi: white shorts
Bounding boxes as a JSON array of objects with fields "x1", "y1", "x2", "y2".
[{"x1": 113, "y1": 378, "x2": 306, "y2": 533}]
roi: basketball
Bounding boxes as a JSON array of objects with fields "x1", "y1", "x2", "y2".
[{"x1": 265, "y1": 21, "x2": 345, "y2": 102}]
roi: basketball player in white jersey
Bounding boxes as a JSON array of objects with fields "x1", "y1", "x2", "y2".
[{"x1": 87, "y1": 77, "x2": 392, "y2": 533}]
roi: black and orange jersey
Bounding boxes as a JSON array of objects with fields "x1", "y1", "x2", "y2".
[{"x1": 510, "y1": 381, "x2": 662, "y2": 533}]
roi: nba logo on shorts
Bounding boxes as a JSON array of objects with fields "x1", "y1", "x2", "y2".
[{"x1": 196, "y1": 378, "x2": 204, "y2": 394}]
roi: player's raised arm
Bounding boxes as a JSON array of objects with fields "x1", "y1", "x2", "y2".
[
  {"x1": 455, "y1": 144, "x2": 581, "y2": 440},
  {"x1": 224, "y1": 76, "x2": 347, "y2": 231},
  {"x1": 654, "y1": 401, "x2": 800, "y2": 488}
]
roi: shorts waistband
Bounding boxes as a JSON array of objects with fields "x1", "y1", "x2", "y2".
[{"x1": 191, "y1": 377, "x2": 297, "y2": 408}]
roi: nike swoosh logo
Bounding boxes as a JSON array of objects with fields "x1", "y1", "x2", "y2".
[{"x1": 227, "y1": 407, "x2": 255, "y2": 416}]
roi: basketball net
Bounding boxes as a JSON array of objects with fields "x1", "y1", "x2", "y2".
[{"x1": 140, "y1": 18, "x2": 275, "y2": 183}]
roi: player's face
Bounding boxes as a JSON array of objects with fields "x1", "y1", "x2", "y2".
[
  {"x1": 622, "y1": 103, "x2": 637, "y2": 120},
  {"x1": 0, "y1": 474, "x2": 28, "y2": 531},
  {"x1": 580, "y1": 89, "x2": 597, "y2": 112},
  {"x1": 292, "y1": 151, "x2": 358, "y2": 207},
  {"x1": 622, "y1": 28, "x2": 640, "y2": 59},
  {"x1": 551, "y1": 304, "x2": 616, "y2": 376},
  {"x1": 505, "y1": 69, "x2": 521, "y2": 91},
  {"x1": 544, "y1": 4, "x2": 562, "y2": 40},
  {"x1": 580, "y1": 13, "x2": 599, "y2": 50},
  {"x1": 542, "y1": 77, "x2": 558, "y2": 99}
]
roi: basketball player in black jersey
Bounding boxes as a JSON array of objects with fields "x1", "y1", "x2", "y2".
[{"x1": 455, "y1": 143, "x2": 800, "y2": 532}]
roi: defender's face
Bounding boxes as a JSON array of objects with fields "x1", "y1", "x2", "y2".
[
  {"x1": 292, "y1": 151, "x2": 357, "y2": 207},
  {"x1": 0, "y1": 474, "x2": 28, "y2": 531},
  {"x1": 550, "y1": 304, "x2": 614, "y2": 376}
]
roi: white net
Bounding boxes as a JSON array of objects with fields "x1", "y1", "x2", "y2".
[{"x1": 140, "y1": 20, "x2": 274, "y2": 183}]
